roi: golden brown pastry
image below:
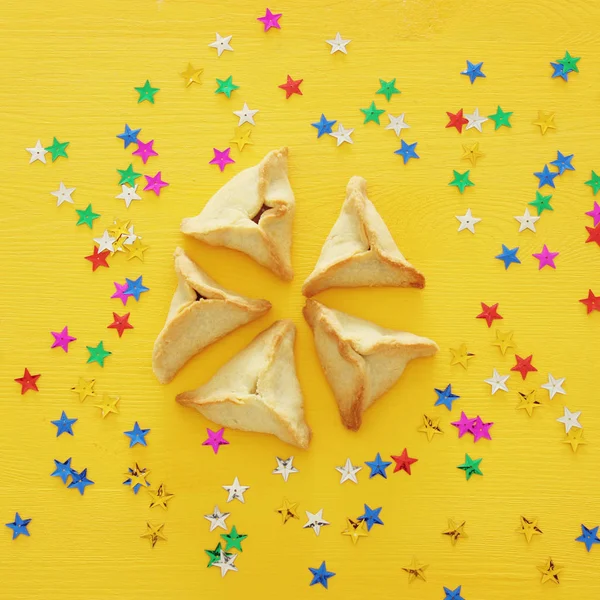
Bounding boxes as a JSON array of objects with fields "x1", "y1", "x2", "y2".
[
  {"x1": 303, "y1": 299, "x2": 438, "y2": 431},
  {"x1": 152, "y1": 247, "x2": 271, "y2": 384},
  {"x1": 181, "y1": 147, "x2": 294, "y2": 280},
  {"x1": 176, "y1": 320, "x2": 311, "y2": 449},
  {"x1": 302, "y1": 176, "x2": 425, "y2": 296}
]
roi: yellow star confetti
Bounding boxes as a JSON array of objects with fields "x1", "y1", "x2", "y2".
[
  {"x1": 341, "y1": 518, "x2": 368, "y2": 545},
  {"x1": 93, "y1": 394, "x2": 120, "y2": 418},
  {"x1": 449, "y1": 344, "x2": 474, "y2": 369},
  {"x1": 112, "y1": 235, "x2": 128, "y2": 253},
  {"x1": 402, "y1": 556, "x2": 428, "y2": 582},
  {"x1": 148, "y1": 484, "x2": 175, "y2": 510},
  {"x1": 538, "y1": 557, "x2": 562, "y2": 585},
  {"x1": 126, "y1": 238, "x2": 150, "y2": 262},
  {"x1": 141, "y1": 522, "x2": 167, "y2": 548},
  {"x1": 564, "y1": 428, "x2": 587, "y2": 452},
  {"x1": 461, "y1": 142, "x2": 483, "y2": 166},
  {"x1": 517, "y1": 516, "x2": 543, "y2": 543},
  {"x1": 181, "y1": 63, "x2": 203, "y2": 87},
  {"x1": 230, "y1": 127, "x2": 253, "y2": 151},
  {"x1": 275, "y1": 498, "x2": 299, "y2": 524},
  {"x1": 516, "y1": 390, "x2": 542, "y2": 416},
  {"x1": 129, "y1": 463, "x2": 151, "y2": 490},
  {"x1": 492, "y1": 330, "x2": 516, "y2": 355},
  {"x1": 532, "y1": 110, "x2": 556, "y2": 135},
  {"x1": 108, "y1": 218, "x2": 131, "y2": 238},
  {"x1": 71, "y1": 377, "x2": 96, "y2": 402},
  {"x1": 442, "y1": 519, "x2": 468, "y2": 545},
  {"x1": 418, "y1": 414, "x2": 443, "y2": 442}
]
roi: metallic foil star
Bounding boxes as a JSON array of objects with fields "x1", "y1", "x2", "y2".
[
  {"x1": 275, "y1": 498, "x2": 299, "y2": 524},
  {"x1": 141, "y1": 522, "x2": 166, "y2": 548},
  {"x1": 419, "y1": 415, "x2": 443, "y2": 441},
  {"x1": 402, "y1": 556, "x2": 428, "y2": 582},
  {"x1": 449, "y1": 344, "x2": 475, "y2": 368},
  {"x1": 538, "y1": 557, "x2": 562, "y2": 584},
  {"x1": 442, "y1": 519, "x2": 468, "y2": 545},
  {"x1": 517, "y1": 516, "x2": 543, "y2": 543},
  {"x1": 148, "y1": 484, "x2": 175, "y2": 510},
  {"x1": 341, "y1": 518, "x2": 369, "y2": 545}
]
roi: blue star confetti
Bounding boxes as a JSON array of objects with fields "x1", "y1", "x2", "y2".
[
  {"x1": 365, "y1": 453, "x2": 392, "y2": 479},
  {"x1": 68, "y1": 468, "x2": 94, "y2": 495},
  {"x1": 550, "y1": 151, "x2": 575, "y2": 174},
  {"x1": 51, "y1": 457, "x2": 74, "y2": 484},
  {"x1": 51, "y1": 411, "x2": 77, "y2": 437},
  {"x1": 117, "y1": 124, "x2": 141, "y2": 148},
  {"x1": 534, "y1": 164, "x2": 559, "y2": 189},
  {"x1": 357, "y1": 504, "x2": 384, "y2": 531},
  {"x1": 434, "y1": 384, "x2": 460, "y2": 410},
  {"x1": 124, "y1": 276, "x2": 149, "y2": 301},
  {"x1": 550, "y1": 62, "x2": 568, "y2": 81},
  {"x1": 311, "y1": 114, "x2": 336, "y2": 138},
  {"x1": 461, "y1": 60, "x2": 485, "y2": 84},
  {"x1": 394, "y1": 140, "x2": 419, "y2": 164},
  {"x1": 495, "y1": 245, "x2": 521, "y2": 269},
  {"x1": 443, "y1": 585, "x2": 465, "y2": 600},
  {"x1": 6, "y1": 513, "x2": 31, "y2": 539},
  {"x1": 575, "y1": 524, "x2": 600, "y2": 552},
  {"x1": 308, "y1": 561, "x2": 336, "y2": 589},
  {"x1": 124, "y1": 422, "x2": 150, "y2": 447}
]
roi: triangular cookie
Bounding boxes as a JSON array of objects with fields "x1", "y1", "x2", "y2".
[
  {"x1": 181, "y1": 147, "x2": 294, "y2": 280},
  {"x1": 152, "y1": 248, "x2": 271, "y2": 384},
  {"x1": 176, "y1": 320, "x2": 311, "y2": 449},
  {"x1": 303, "y1": 299, "x2": 438, "y2": 431},
  {"x1": 302, "y1": 176, "x2": 425, "y2": 296}
]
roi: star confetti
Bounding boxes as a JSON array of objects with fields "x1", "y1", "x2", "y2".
[
  {"x1": 579, "y1": 289, "x2": 600, "y2": 313},
  {"x1": 485, "y1": 369, "x2": 510, "y2": 394},
  {"x1": 434, "y1": 384, "x2": 460, "y2": 410},
  {"x1": 552, "y1": 151, "x2": 575, "y2": 174},
  {"x1": 124, "y1": 422, "x2": 150, "y2": 447},
  {"x1": 51, "y1": 458, "x2": 74, "y2": 484},
  {"x1": 446, "y1": 109, "x2": 468, "y2": 132},
  {"x1": 51, "y1": 182, "x2": 76, "y2": 206},
  {"x1": 202, "y1": 428, "x2": 229, "y2": 454},
  {"x1": 391, "y1": 448, "x2": 418, "y2": 474},
  {"x1": 451, "y1": 412, "x2": 477, "y2": 438},
  {"x1": 141, "y1": 522, "x2": 166, "y2": 548},
  {"x1": 533, "y1": 245, "x2": 559, "y2": 269},
  {"x1": 443, "y1": 586, "x2": 465, "y2": 599},
  {"x1": 71, "y1": 378, "x2": 95, "y2": 402},
  {"x1": 275, "y1": 498, "x2": 299, "y2": 524},
  {"x1": 462, "y1": 142, "x2": 483, "y2": 166},
  {"x1": 449, "y1": 344, "x2": 474, "y2": 369},
  {"x1": 492, "y1": 330, "x2": 516, "y2": 355},
  {"x1": 518, "y1": 516, "x2": 543, "y2": 543},
  {"x1": 26, "y1": 140, "x2": 48, "y2": 164},
  {"x1": 538, "y1": 557, "x2": 562, "y2": 585},
  {"x1": 442, "y1": 519, "x2": 468, "y2": 545},
  {"x1": 361, "y1": 101, "x2": 385, "y2": 124},
  {"x1": 534, "y1": 165, "x2": 559, "y2": 189},
  {"x1": 376, "y1": 78, "x2": 400, "y2": 102},
  {"x1": 68, "y1": 468, "x2": 94, "y2": 495},
  {"x1": 449, "y1": 170, "x2": 474, "y2": 193},
  {"x1": 51, "y1": 411, "x2": 77, "y2": 437},
  {"x1": 229, "y1": 127, "x2": 253, "y2": 151},
  {"x1": 234, "y1": 102, "x2": 259, "y2": 126},
  {"x1": 394, "y1": 140, "x2": 419, "y2": 164},
  {"x1": 495, "y1": 245, "x2": 521, "y2": 269},
  {"x1": 212, "y1": 550, "x2": 238, "y2": 577},
  {"x1": 309, "y1": 561, "x2": 336, "y2": 589},
  {"x1": 329, "y1": 123, "x2": 354, "y2": 146},
  {"x1": 107, "y1": 312, "x2": 133, "y2": 337},
  {"x1": 144, "y1": 172, "x2": 169, "y2": 196},
  {"x1": 208, "y1": 33, "x2": 233, "y2": 57},
  {"x1": 557, "y1": 50, "x2": 580, "y2": 73},
  {"x1": 93, "y1": 395, "x2": 120, "y2": 418},
  {"x1": 557, "y1": 407, "x2": 582, "y2": 433},
  {"x1": 86, "y1": 341, "x2": 111, "y2": 367},
  {"x1": 358, "y1": 504, "x2": 383, "y2": 531},
  {"x1": 386, "y1": 113, "x2": 410, "y2": 136},
  {"x1": 514, "y1": 207, "x2": 540, "y2": 232},
  {"x1": 311, "y1": 114, "x2": 336, "y2": 137},
  {"x1": 336, "y1": 458, "x2": 361, "y2": 484},
  {"x1": 488, "y1": 105, "x2": 512, "y2": 129},
  {"x1": 533, "y1": 111, "x2": 556, "y2": 135},
  {"x1": 517, "y1": 390, "x2": 542, "y2": 416},
  {"x1": 586, "y1": 202, "x2": 600, "y2": 226},
  {"x1": 257, "y1": 8, "x2": 282, "y2": 31},
  {"x1": 223, "y1": 477, "x2": 249, "y2": 503},
  {"x1": 126, "y1": 238, "x2": 149, "y2": 262},
  {"x1": 465, "y1": 107, "x2": 488, "y2": 131},
  {"x1": 326, "y1": 32, "x2": 350, "y2": 54},
  {"x1": 341, "y1": 518, "x2": 369, "y2": 545},
  {"x1": 132, "y1": 139, "x2": 158, "y2": 164},
  {"x1": 148, "y1": 484, "x2": 175, "y2": 510},
  {"x1": 419, "y1": 414, "x2": 443, "y2": 441},
  {"x1": 303, "y1": 509, "x2": 330, "y2": 536},
  {"x1": 123, "y1": 463, "x2": 151, "y2": 494},
  {"x1": 461, "y1": 60, "x2": 485, "y2": 83},
  {"x1": 457, "y1": 454, "x2": 483, "y2": 480},
  {"x1": 209, "y1": 147, "x2": 235, "y2": 171},
  {"x1": 75, "y1": 204, "x2": 100, "y2": 228},
  {"x1": 117, "y1": 124, "x2": 141, "y2": 148},
  {"x1": 575, "y1": 525, "x2": 600, "y2": 552},
  {"x1": 564, "y1": 428, "x2": 587, "y2": 452},
  {"x1": 124, "y1": 276, "x2": 149, "y2": 301},
  {"x1": 221, "y1": 525, "x2": 247, "y2": 552},
  {"x1": 205, "y1": 506, "x2": 230, "y2": 532},
  {"x1": 279, "y1": 75, "x2": 303, "y2": 98},
  {"x1": 585, "y1": 223, "x2": 600, "y2": 246},
  {"x1": 215, "y1": 75, "x2": 239, "y2": 98},
  {"x1": 15, "y1": 368, "x2": 40, "y2": 394},
  {"x1": 402, "y1": 557, "x2": 428, "y2": 583},
  {"x1": 541, "y1": 373, "x2": 566, "y2": 399},
  {"x1": 477, "y1": 302, "x2": 502, "y2": 327},
  {"x1": 50, "y1": 326, "x2": 76, "y2": 352},
  {"x1": 6, "y1": 513, "x2": 31, "y2": 539},
  {"x1": 181, "y1": 63, "x2": 203, "y2": 87},
  {"x1": 456, "y1": 208, "x2": 481, "y2": 233},
  {"x1": 511, "y1": 354, "x2": 537, "y2": 379},
  {"x1": 135, "y1": 80, "x2": 160, "y2": 104},
  {"x1": 45, "y1": 137, "x2": 69, "y2": 161},
  {"x1": 272, "y1": 456, "x2": 298, "y2": 482},
  {"x1": 365, "y1": 452, "x2": 392, "y2": 478},
  {"x1": 529, "y1": 191, "x2": 553, "y2": 215}
]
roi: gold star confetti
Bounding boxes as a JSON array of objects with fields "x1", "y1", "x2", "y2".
[
  {"x1": 402, "y1": 556, "x2": 428, "y2": 582},
  {"x1": 532, "y1": 110, "x2": 556, "y2": 135},
  {"x1": 112, "y1": 235, "x2": 128, "y2": 253},
  {"x1": 181, "y1": 63, "x2": 203, "y2": 87},
  {"x1": 108, "y1": 218, "x2": 131, "y2": 239},
  {"x1": 141, "y1": 522, "x2": 167, "y2": 548},
  {"x1": 449, "y1": 344, "x2": 474, "y2": 369},
  {"x1": 461, "y1": 142, "x2": 483, "y2": 166},
  {"x1": 538, "y1": 557, "x2": 562, "y2": 584},
  {"x1": 442, "y1": 519, "x2": 468, "y2": 545},
  {"x1": 564, "y1": 428, "x2": 587, "y2": 452},
  {"x1": 517, "y1": 390, "x2": 542, "y2": 416},
  {"x1": 71, "y1": 377, "x2": 96, "y2": 402},
  {"x1": 148, "y1": 484, "x2": 175, "y2": 510},
  {"x1": 275, "y1": 498, "x2": 299, "y2": 524},
  {"x1": 491, "y1": 330, "x2": 516, "y2": 355},
  {"x1": 341, "y1": 518, "x2": 369, "y2": 545},
  {"x1": 93, "y1": 394, "x2": 120, "y2": 418},
  {"x1": 230, "y1": 127, "x2": 253, "y2": 151},
  {"x1": 126, "y1": 238, "x2": 150, "y2": 262},
  {"x1": 128, "y1": 463, "x2": 151, "y2": 490},
  {"x1": 419, "y1": 414, "x2": 443, "y2": 442},
  {"x1": 517, "y1": 516, "x2": 543, "y2": 543}
]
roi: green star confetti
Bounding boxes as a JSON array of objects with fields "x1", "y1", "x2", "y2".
[
  {"x1": 75, "y1": 204, "x2": 100, "y2": 228},
  {"x1": 134, "y1": 80, "x2": 160, "y2": 103},
  {"x1": 449, "y1": 170, "x2": 474, "y2": 193},
  {"x1": 585, "y1": 170, "x2": 600, "y2": 195},
  {"x1": 45, "y1": 137, "x2": 69, "y2": 161},
  {"x1": 215, "y1": 76, "x2": 239, "y2": 98},
  {"x1": 488, "y1": 105, "x2": 513, "y2": 130},
  {"x1": 457, "y1": 454, "x2": 483, "y2": 480},
  {"x1": 376, "y1": 78, "x2": 400, "y2": 102},
  {"x1": 86, "y1": 341, "x2": 111, "y2": 367},
  {"x1": 117, "y1": 164, "x2": 142, "y2": 186},
  {"x1": 360, "y1": 101, "x2": 385, "y2": 124},
  {"x1": 529, "y1": 191, "x2": 553, "y2": 215},
  {"x1": 221, "y1": 526, "x2": 247, "y2": 552}
]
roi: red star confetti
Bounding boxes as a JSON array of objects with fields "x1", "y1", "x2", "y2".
[
  {"x1": 446, "y1": 109, "x2": 468, "y2": 133},
  {"x1": 580, "y1": 289, "x2": 600, "y2": 313},
  {"x1": 476, "y1": 302, "x2": 503, "y2": 327},
  {"x1": 108, "y1": 312, "x2": 133, "y2": 337},
  {"x1": 279, "y1": 75, "x2": 303, "y2": 99},
  {"x1": 511, "y1": 354, "x2": 538, "y2": 380},
  {"x1": 391, "y1": 449, "x2": 418, "y2": 475},
  {"x1": 585, "y1": 223, "x2": 600, "y2": 246},
  {"x1": 85, "y1": 246, "x2": 110, "y2": 271},
  {"x1": 15, "y1": 368, "x2": 40, "y2": 394}
]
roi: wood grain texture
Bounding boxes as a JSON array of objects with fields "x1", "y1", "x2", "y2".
[{"x1": 1, "y1": 0, "x2": 599, "y2": 598}]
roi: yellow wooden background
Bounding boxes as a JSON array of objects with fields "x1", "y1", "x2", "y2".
[{"x1": 1, "y1": 0, "x2": 599, "y2": 598}]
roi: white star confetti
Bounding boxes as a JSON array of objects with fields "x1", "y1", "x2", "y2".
[
  {"x1": 223, "y1": 476, "x2": 249, "y2": 503},
  {"x1": 326, "y1": 32, "x2": 351, "y2": 54},
  {"x1": 542, "y1": 374, "x2": 566, "y2": 399},
  {"x1": 116, "y1": 184, "x2": 141, "y2": 208},
  {"x1": 123, "y1": 225, "x2": 139, "y2": 245},
  {"x1": 484, "y1": 369, "x2": 510, "y2": 394},
  {"x1": 233, "y1": 102, "x2": 259, "y2": 126},
  {"x1": 329, "y1": 123, "x2": 354, "y2": 146},
  {"x1": 514, "y1": 207, "x2": 540, "y2": 233},
  {"x1": 465, "y1": 107, "x2": 488, "y2": 132},
  {"x1": 336, "y1": 457, "x2": 361, "y2": 484},
  {"x1": 212, "y1": 550, "x2": 238, "y2": 577},
  {"x1": 50, "y1": 182, "x2": 76, "y2": 206},
  {"x1": 386, "y1": 113, "x2": 410, "y2": 136},
  {"x1": 93, "y1": 230, "x2": 116, "y2": 253},
  {"x1": 456, "y1": 208, "x2": 481, "y2": 233},
  {"x1": 26, "y1": 140, "x2": 48, "y2": 164},
  {"x1": 557, "y1": 407, "x2": 582, "y2": 433},
  {"x1": 303, "y1": 509, "x2": 330, "y2": 536},
  {"x1": 208, "y1": 33, "x2": 233, "y2": 57},
  {"x1": 272, "y1": 456, "x2": 299, "y2": 482},
  {"x1": 204, "y1": 506, "x2": 230, "y2": 532}
]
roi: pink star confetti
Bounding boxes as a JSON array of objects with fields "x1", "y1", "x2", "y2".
[
  {"x1": 111, "y1": 281, "x2": 131, "y2": 305},
  {"x1": 586, "y1": 202, "x2": 600, "y2": 226},
  {"x1": 532, "y1": 244, "x2": 559, "y2": 269},
  {"x1": 202, "y1": 428, "x2": 229, "y2": 454},
  {"x1": 209, "y1": 148, "x2": 235, "y2": 172},
  {"x1": 257, "y1": 8, "x2": 282, "y2": 31},
  {"x1": 471, "y1": 417, "x2": 493, "y2": 442},
  {"x1": 144, "y1": 172, "x2": 169, "y2": 196},
  {"x1": 132, "y1": 139, "x2": 158, "y2": 164},
  {"x1": 450, "y1": 411, "x2": 476, "y2": 438},
  {"x1": 50, "y1": 326, "x2": 77, "y2": 352}
]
